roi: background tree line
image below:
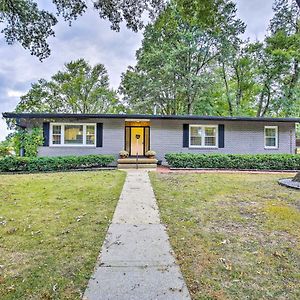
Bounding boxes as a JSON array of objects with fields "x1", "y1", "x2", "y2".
[
  {"x1": 8, "y1": 0, "x2": 300, "y2": 119},
  {"x1": 120, "y1": 0, "x2": 300, "y2": 118},
  {"x1": 15, "y1": 59, "x2": 123, "y2": 114}
]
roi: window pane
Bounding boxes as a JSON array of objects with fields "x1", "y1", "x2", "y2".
[
  {"x1": 86, "y1": 125, "x2": 95, "y2": 135},
  {"x1": 205, "y1": 137, "x2": 216, "y2": 146},
  {"x1": 191, "y1": 127, "x2": 202, "y2": 137},
  {"x1": 191, "y1": 137, "x2": 202, "y2": 146},
  {"x1": 265, "y1": 128, "x2": 276, "y2": 137},
  {"x1": 52, "y1": 135, "x2": 61, "y2": 144},
  {"x1": 52, "y1": 125, "x2": 61, "y2": 134},
  {"x1": 266, "y1": 137, "x2": 276, "y2": 147},
  {"x1": 190, "y1": 127, "x2": 202, "y2": 146},
  {"x1": 86, "y1": 125, "x2": 95, "y2": 145},
  {"x1": 86, "y1": 135, "x2": 95, "y2": 145},
  {"x1": 64, "y1": 125, "x2": 83, "y2": 144},
  {"x1": 205, "y1": 127, "x2": 216, "y2": 137},
  {"x1": 204, "y1": 127, "x2": 216, "y2": 146}
]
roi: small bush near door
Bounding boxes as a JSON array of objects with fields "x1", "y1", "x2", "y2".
[
  {"x1": 0, "y1": 154, "x2": 115, "y2": 173},
  {"x1": 165, "y1": 153, "x2": 300, "y2": 170}
]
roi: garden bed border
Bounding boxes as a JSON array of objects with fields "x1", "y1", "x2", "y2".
[
  {"x1": 169, "y1": 167, "x2": 299, "y2": 173},
  {"x1": 0, "y1": 166, "x2": 117, "y2": 175}
]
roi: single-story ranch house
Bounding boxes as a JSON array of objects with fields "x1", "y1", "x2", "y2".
[{"x1": 3, "y1": 113, "x2": 300, "y2": 162}]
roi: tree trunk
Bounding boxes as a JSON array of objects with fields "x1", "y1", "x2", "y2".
[
  {"x1": 221, "y1": 61, "x2": 233, "y2": 116},
  {"x1": 234, "y1": 63, "x2": 242, "y2": 109},
  {"x1": 256, "y1": 90, "x2": 265, "y2": 117},
  {"x1": 187, "y1": 100, "x2": 192, "y2": 115},
  {"x1": 293, "y1": 172, "x2": 300, "y2": 182}
]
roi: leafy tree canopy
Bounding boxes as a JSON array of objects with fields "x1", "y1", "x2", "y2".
[
  {"x1": 120, "y1": 0, "x2": 300, "y2": 117},
  {"x1": 16, "y1": 58, "x2": 122, "y2": 113},
  {"x1": 120, "y1": 0, "x2": 246, "y2": 115},
  {"x1": 0, "y1": 0, "x2": 165, "y2": 60}
]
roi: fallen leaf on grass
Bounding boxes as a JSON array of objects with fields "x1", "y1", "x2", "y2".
[
  {"x1": 0, "y1": 220, "x2": 7, "y2": 226},
  {"x1": 6, "y1": 285, "x2": 15, "y2": 292},
  {"x1": 6, "y1": 227, "x2": 17, "y2": 234},
  {"x1": 273, "y1": 252, "x2": 286, "y2": 258},
  {"x1": 219, "y1": 257, "x2": 232, "y2": 270},
  {"x1": 219, "y1": 239, "x2": 230, "y2": 245},
  {"x1": 31, "y1": 230, "x2": 42, "y2": 236},
  {"x1": 76, "y1": 216, "x2": 83, "y2": 222}
]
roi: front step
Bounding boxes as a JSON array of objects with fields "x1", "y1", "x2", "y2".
[
  {"x1": 117, "y1": 158, "x2": 158, "y2": 169},
  {"x1": 118, "y1": 163, "x2": 157, "y2": 169}
]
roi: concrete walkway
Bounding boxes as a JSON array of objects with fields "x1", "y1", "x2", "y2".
[{"x1": 83, "y1": 170, "x2": 191, "y2": 300}]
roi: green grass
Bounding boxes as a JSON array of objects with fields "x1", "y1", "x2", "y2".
[
  {"x1": 0, "y1": 171, "x2": 126, "y2": 299},
  {"x1": 150, "y1": 172, "x2": 300, "y2": 300}
]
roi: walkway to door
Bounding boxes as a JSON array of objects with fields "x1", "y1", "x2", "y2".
[{"x1": 83, "y1": 170, "x2": 191, "y2": 300}]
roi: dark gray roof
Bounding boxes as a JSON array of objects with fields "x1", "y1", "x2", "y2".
[{"x1": 2, "y1": 112, "x2": 300, "y2": 123}]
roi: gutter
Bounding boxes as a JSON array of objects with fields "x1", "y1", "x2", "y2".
[{"x1": 2, "y1": 112, "x2": 300, "y2": 123}]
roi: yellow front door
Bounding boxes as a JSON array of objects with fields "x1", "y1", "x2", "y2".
[{"x1": 131, "y1": 127, "x2": 144, "y2": 156}]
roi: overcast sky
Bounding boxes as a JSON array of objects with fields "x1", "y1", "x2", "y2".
[{"x1": 0, "y1": 0, "x2": 275, "y2": 141}]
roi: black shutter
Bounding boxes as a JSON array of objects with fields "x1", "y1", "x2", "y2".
[
  {"x1": 218, "y1": 124, "x2": 225, "y2": 148},
  {"x1": 43, "y1": 122, "x2": 50, "y2": 146},
  {"x1": 183, "y1": 124, "x2": 189, "y2": 148},
  {"x1": 96, "y1": 123, "x2": 103, "y2": 147}
]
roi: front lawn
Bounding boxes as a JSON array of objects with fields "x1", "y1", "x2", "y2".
[
  {"x1": 0, "y1": 171, "x2": 125, "y2": 299},
  {"x1": 150, "y1": 172, "x2": 300, "y2": 300}
]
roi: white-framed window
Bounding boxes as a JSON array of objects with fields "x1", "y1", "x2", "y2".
[
  {"x1": 50, "y1": 123, "x2": 96, "y2": 147},
  {"x1": 52, "y1": 125, "x2": 62, "y2": 145},
  {"x1": 189, "y1": 125, "x2": 218, "y2": 148},
  {"x1": 264, "y1": 126, "x2": 278, "y2": 149}
]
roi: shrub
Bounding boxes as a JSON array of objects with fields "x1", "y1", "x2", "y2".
[
  {"x1": 0, "y1": 154, "x2": 115, "y2": 173},
  {"x1": 0, "y1": 144, "x2": 12, "y2": 157},
  {"x1": 12, "y1": 127, "x2": 43, "y2": 157},
  {"x1": 165, "y1": 153, "x2": 300, "y2": 170},
  {"x1": 0, "y1": 137, "x2": 14, "y2": 157},
  {"x1": 23, "y1": 127, "x2": 44, "y2": 157}
]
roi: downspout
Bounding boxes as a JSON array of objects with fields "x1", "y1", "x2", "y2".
[
  {"x1": 290, "y1": 129, "x2": 293, "y2": 154},
  {"x1": 292, "y1": 122, "x2": 299, "y2": 154},
  {"x1": 290, "y1": 124, "x2": 297, "y2": 155}
]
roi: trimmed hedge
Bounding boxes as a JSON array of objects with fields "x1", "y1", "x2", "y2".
[
  {"x1": 165, "y1": 153, "x2": 300, "y2": 170},
  {"x1": 0, "y1": 154, "x2": 115, "y2": 173}
]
